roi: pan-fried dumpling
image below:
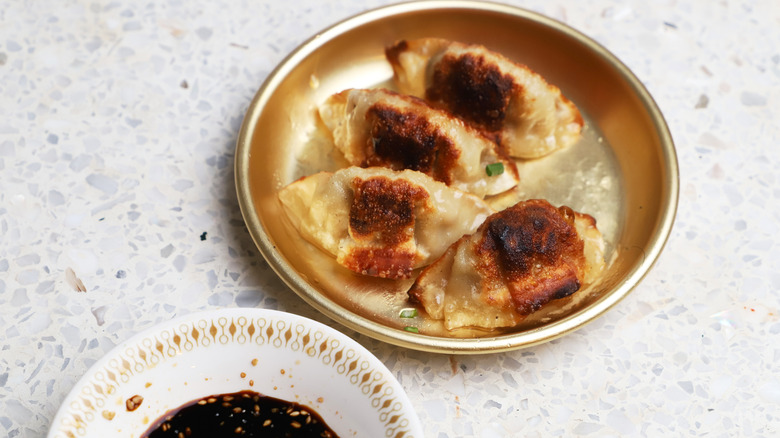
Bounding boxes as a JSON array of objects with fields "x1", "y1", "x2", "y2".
[
  {"x1": 408, "y1": 199, "x2": 605, "y2": 330},
  {"x1": 278, "y1": 166, "x2": 493, "y2": 279},
  {"x1": 318, "y1": 88, "x2": 519, "y2": 198},
  {"x1": 386, "y1": 38, "x2": 583, "y2": 159}
]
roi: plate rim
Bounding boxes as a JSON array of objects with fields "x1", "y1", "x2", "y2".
[
  {"x1": 47, "y1": 308, "x2": 424, "y2": 437},
  {"x1": 234, "y1": 0, "x2": 679, "y2": 354}
]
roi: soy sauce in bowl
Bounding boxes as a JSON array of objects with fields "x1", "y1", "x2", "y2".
[{"x1": 142, "y1": 390, "x2": 338, "y2": 437}]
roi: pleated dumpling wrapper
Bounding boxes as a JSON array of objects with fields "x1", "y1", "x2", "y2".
[
  {"x1": 278, "y1": 166, "x2": 494, "y2": 279},
  {"x1": 318, "y1": 88, "x2": 519, "y2": 199},
  {"x1": 386, "y1": 38, "x2": 583, "y2": 159},
  {"x1": 408, "y1": 199, "x2": 605, "y2": 330}
]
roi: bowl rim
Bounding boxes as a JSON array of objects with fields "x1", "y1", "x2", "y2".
[{"x1": 235, "y1": 0, "x2": 680, "y2": 354}]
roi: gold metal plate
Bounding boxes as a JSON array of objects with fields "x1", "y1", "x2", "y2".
[{"x1": 235, "y1": 1, "x2": 679, "y2": 354}]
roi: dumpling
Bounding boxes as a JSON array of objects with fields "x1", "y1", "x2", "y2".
[
  {"x1": 408, "y1": 199, "x2": 605, "y2": 330},
  {"x1": 318, "y1": 88, "x2": 519, "y2": 198},
  {"x1": 278, "y1": 166, "x2": 494, "y2": 279},
  {"x1": 386, "y1": 38, "x2": 583, "y2": 159}
]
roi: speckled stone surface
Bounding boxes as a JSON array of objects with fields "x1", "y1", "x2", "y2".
[{"x1": 1, "y1": 0, "x2": 779, "y2": 437}]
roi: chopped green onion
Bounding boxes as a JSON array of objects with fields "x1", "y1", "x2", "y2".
[
  {"x1": 485, "y1": 162, "x2": 505, "y2": 176},
  {"x1": 403, "y1": 326, "x2": 419, "y2": 333},
  {"x1": 399, "y1": 308, "x2": 418, "y2": 318}
]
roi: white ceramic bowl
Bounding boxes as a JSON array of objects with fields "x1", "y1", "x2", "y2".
[{"x1": 48, "y1": 308, "x2": 423, "y2": 437}]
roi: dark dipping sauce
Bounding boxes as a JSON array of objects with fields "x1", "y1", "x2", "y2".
[{"x1": 142, "y1": 390, "x2": 339, "y2": 438}]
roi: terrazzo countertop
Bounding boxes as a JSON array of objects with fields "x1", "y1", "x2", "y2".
[{"x1": 2, "y1": 0, "x2": 779, "y2": 436}]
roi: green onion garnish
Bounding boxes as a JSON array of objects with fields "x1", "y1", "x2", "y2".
[
  {"x1": 485, "y1": 162, "x2": 504, "y2": 176},
  {"x1": 399, "y1": 308, "x2": 418, "y2": 318},
  {"x1": 403, "y1": 326, "x2": 419, "y2": 333}
]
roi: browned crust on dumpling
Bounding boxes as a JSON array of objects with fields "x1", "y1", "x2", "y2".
[
  {"x1": 349, "y1": 176, "x2": 426, "y2": 244},
  {"x1": 384, "y1": 40, "x2": 409, "y2": 67},
  {"x1": 473, "y1": 200, "x2": 586, "y2": 315},
  {"x1": 341, "y1": 246, "x2": 418, "y2": 279},
  {"x1": 365, "y1": 102, "x2": 461, "y2": 186},
  {"x1": 427, "y1": 52, "x2": 519, "y2": 134},
  {"x1": 344, "y1": 176, "x2": 429, "y2": 278}
]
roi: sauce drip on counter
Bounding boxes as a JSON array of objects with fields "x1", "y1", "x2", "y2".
[{"x1": 142, "y1": 390, "x2": 339, "y2": 438}]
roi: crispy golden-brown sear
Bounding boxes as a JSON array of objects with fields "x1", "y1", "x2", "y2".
[
  {"x1": 408, "y1": 199, "x2": 605, "y2": 330},
  {"x1": 319, "y1": 88, "x2": 519, "y2": 198},
  {"x1": 386, "y1": 38, "x2": 583, "y2": 159},
  {"x1": 278, "y1": 166, "x2": 494, "y2": 279}
]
